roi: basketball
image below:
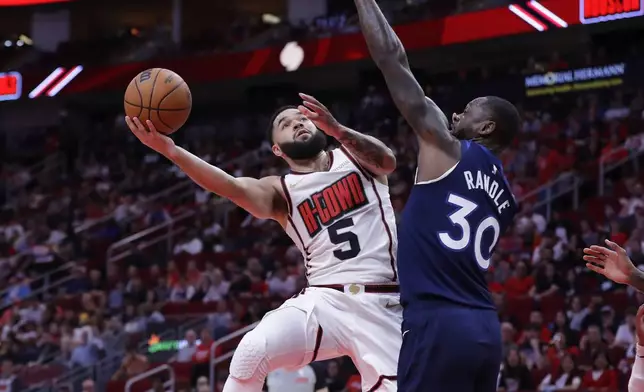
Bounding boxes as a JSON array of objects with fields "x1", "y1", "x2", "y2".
[{"x1": 124, "y1": 68, "x2": 192, "y2": 134}]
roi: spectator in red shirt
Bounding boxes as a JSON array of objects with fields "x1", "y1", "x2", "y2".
[
  {"x1": 191, "y1": 328, "x2": 221, "y2": 388},
  {"x1": 504, "y1": 261, "x2": 534, "y2": 298},
  {"x1": 579, "y1": 325, "x2": 609, "y2": 370},
  {"x1": 581, "y1": 351, "x2": 618, "y2": 391},
  {"x1": 166, "y1": 260, "x2": 181, "y2": 288},
  {"x1": 345, "y1": 374, "x2": 361, "y2": 392},
  {"x1": 537, "y1": 145, "x2": 565, "y2": 184}
]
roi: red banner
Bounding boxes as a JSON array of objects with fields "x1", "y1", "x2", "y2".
[
  {"x1": 0, "y1": 0, "x2": 69, "y2": 5},
  {"x1": 9, "y1": 0, "x2": 582, "y2": 99}
]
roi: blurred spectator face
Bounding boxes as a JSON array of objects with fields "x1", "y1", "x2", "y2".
[
  {"x1": 555, "y1": 311, "x2": 567, "y2": 327},
  {"x1": 540, "y1": 248, "x2": 554, "y2": 263},
  {"x1": 127, "y1": 266, "x2": 138, "y2": 279},
  {"x1": 186, "y1": 330, "x2": 197, "y2": 345},
  {"x1": 82, "y1": 379, "x2": 95, "y2": 392},
  {"x1": 187, "y1": 260, "x2": 197, "y2": 271},
  {"x1": 544, "y1": 263, "x2": 555, "y2": 278},
  {"x1": 212, "y1": 269, "x2": 223, "y2": 284},
  {"x1": 149, "y1": 265, "x2": 161, "y2": 277},
  {"x1": 1, "y1": 360, "x2": 12, "y2": 376},
  {"x1": 514, "y1": 262, "x2": 527, "y2": 278},
  {"x1": 593, "y1": 352, "x2": 609, "y2": 370},
  {"x1": 168, "y1": 260, "x2": 178, "y2": 272},
  {"x1": 200, "y1": 328, "x2": 212, "y2": 343},
  {"x1": 507, "y1": 349, "x2": 520, "y2": 367},
  {"x1": 89, "y1": 269, "x2": 100, "y2": 282},
  {"x1": 571, "y1": 296, "x2": 582, "y2": 311},
  {"x1": 196, "y1": 376, "x2": 209, "y2": 392},
  {"x1": 561, "y1": 354, "x2": 575, "y2": 373},
  {"x1": 501, "y1": 323, "x2": 515, "y2": 343},
  {"x1": 216, "y1": 300, "x2": 228, "y2": 313},
  {"x1": 587, "y1": 326, "x2": 601, "y2": 343},
  {"x1": 529, "y1": 311, "x2": 543, "y2": 325},
  {"x1": 327, "y1": 360, "x2": 339, "y2": 377},
  {"x1": 270, "y1": 108, "x2": 327, "y2": 161}
]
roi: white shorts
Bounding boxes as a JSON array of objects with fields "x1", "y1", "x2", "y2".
[{"x1": 261, "y1": 285, "x2": 402, "y2": 391}]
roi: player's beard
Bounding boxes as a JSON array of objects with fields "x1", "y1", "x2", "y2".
[{"x1": 278, "y1": 130, "x2": 327, "y2": 161}]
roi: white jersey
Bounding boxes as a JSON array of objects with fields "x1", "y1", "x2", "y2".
[
  {"x1": 281, "y1": 147, "x2": 398, "y2": 285},
  {"x1": 267, "y1": 365, "x2": 317, "y2": 392}
]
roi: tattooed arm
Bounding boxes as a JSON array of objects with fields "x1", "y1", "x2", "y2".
[
  {"x1": 353, "y1": 0, "x2": 460, "y2": 182},
  {"x1": 298, "y1": 93, "x2": 396, "y2": 182},
  {"x1": 334, "y1": 124, "x2": 396, "y2": 178}
]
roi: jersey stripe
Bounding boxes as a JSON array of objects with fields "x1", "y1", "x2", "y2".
[
  {"x1": 280, "y1": 175, "x2": 293, "y2": 215},
  {"x1": 368, "y1": 177, "x2": 398, "y2": 282},
  {"x1": 339, "y1": 145, "x2": 371, "y2": 179}
]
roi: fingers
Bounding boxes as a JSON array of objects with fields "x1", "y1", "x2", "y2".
[
  {"x1": 299, "y1": 93, "x2": 327, "y2": 110},
  {"x1": 583, "y1": 248, "x2": 604, "y2": 258},
  {"x1": 302, "y1": 100, "x2": 325, "y2": 114},
  {"x1": 589, "y1": 245, "x2": 617, "y2": 258},
  {"x1": 125, "y1": 116, "x2": 147, "y2": 138},
  {"x1": 586, "y1": 263, "x2": 606, "y2": 275},
  {"x1": 583, "y1": 255, "x2": 605, "y2": 265},
  {"x1": 297, "y1": 105, "x2": 317, "y2": 119},
  {"x1": 637, "y1": 304, "x2": 644, "y2": 319},
  {"x1": 145, "y1": 120, "x2": 159, "y2": 135},
  {"x1": 605, "y1": 239, "x2": 626, "y2": 254}
]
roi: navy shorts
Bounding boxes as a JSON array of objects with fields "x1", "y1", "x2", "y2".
[{"x1": 398, "y1": 301, "x2": 502, "y2": 392}]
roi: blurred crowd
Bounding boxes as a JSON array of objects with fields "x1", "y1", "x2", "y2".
[{"x1": 1, "y1": 33, "x2": 644, "y2": 391}]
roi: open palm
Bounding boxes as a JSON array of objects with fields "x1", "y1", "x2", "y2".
[{"x1": 583, "y1": 239, "x2": 635, "y2": 285}]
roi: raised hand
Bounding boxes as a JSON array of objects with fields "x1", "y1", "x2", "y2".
[
  {"x1": 125, "y1": 117, "x2": 176, "y2": 157},
  {"x1": 583, "y1": 239, "x2": 635, "y2": 285},
  {"x1": 297, "y1": 93, "x2": 341, "y2": 138}
]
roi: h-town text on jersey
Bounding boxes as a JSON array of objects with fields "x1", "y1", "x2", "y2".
[{"x1": 296, "y1": 172, "x2": 369, "y2": 237}]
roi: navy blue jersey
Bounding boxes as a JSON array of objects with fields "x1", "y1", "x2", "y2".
[{"x1": 398, "y1": 140, "x2": 518, "y2": 309}]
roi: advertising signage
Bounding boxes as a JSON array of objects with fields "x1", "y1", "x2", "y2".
[
  {"x1": 580, "y1": 0, "x2": 643, "y2": 24},
  {"x1": 524, "y1": 63, "x2": 628, "y2": 96}
]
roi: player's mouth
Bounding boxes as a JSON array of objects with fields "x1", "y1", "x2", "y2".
[{"x1": 295, "y1": 129, "x2": 311, "y2": 139}]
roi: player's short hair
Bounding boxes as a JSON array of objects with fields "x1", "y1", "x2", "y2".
[
  {"x1": 484, "y1": 96, "x2": 521, "y2": 149},
  {"x1": 267, "y1": 105, "x2": 299, "y2": 145}
]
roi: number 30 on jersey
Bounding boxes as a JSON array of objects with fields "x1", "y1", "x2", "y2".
[{"x1": 438, "y1": 194, "x2": 500, "y2": 269}]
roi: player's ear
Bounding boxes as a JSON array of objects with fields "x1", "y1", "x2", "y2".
[
  {"x1": 479, "y1": 121, "x2": 496, "y2": 136},
  {"x1": 272, "y1": 144, "x2": 283, "y2": 157}
]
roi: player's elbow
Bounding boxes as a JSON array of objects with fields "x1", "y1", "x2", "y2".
[
  {"x1": 373, "y1": 45, "x2": 407, "y2": 69},
  {"x1": 379, "y1": 149, "x2": 397, "y2": 175}
]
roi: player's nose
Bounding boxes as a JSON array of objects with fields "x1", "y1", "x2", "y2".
[{"x1": 452, "y1": 113, "x2": 460, "y2": 123}]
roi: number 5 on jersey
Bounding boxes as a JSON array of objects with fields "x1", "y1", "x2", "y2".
[
  {"x1": 438, "y1": 194, "x2": 500, "y2": 269},
  {"x1": 329, "y1": 218, "x2": 361, "y2": 261}
]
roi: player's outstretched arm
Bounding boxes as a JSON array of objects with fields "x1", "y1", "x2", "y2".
[
  {"x1": 584, "y1": 239, "x2": 644, "y2": 292},
  {"x1": 297, "y1": 93, "x2": 396, "y2": 181},
  {"x1": 353, "y1": 0, "x2": 459, "y2": 165},
  {"x1": 125, "y1": 117, "x2": 286, "y2": 224}
]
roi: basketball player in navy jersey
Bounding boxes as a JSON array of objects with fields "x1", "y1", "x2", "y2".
[{"x1": 353, "y1": 1, "x2": 521, "y2": 391}]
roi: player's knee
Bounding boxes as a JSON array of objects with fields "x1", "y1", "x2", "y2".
[{"x1": 229, "y1": 330, "x2": 269, "y2": 381}]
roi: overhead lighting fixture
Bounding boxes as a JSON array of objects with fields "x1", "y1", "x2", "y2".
[
  {"x1": 18, "y1": 34, "x2": 32, "y2": 45},
  {"x1": 262, "y1": 13, "x2": 281, "y2": 25}
]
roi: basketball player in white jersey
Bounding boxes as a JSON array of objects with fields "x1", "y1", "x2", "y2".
[{"x1": 124, "y1": 93, "x2": 402, "y2": 392}]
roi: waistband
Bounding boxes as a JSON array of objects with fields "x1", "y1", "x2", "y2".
[{"x1": 310, "y1": 284, "x2": 399, "y2": 295}]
